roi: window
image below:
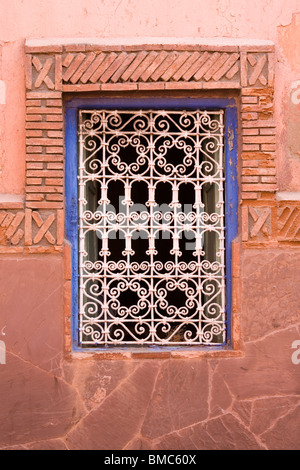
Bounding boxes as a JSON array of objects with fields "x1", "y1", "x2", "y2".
[{"x1": 65, "y1": 97, "x2": 238, "y2": 350}]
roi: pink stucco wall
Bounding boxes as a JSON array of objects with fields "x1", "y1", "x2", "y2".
[{"x1": 0, "y1": 0, "x2": 299, "y2": 450}]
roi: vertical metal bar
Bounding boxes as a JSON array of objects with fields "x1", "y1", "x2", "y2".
[
  {"x1": 78, "y1": 110, "x2": 85, "y2": 346},
  {"x1": 102, "y1": 111, "x2": 108, "y2": 344}
]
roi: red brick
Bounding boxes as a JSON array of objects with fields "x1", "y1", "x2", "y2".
[
  {"x1": 243, "y1": 135, "x2": 276, "y2": 144},
  {"x1": 26, "y1": 107, "x2": 62, "y2": 114},
  {"x1": 25, "y1": 54, "x2": 32, "y2": 90},
  {"x1": 242, "y1": 160, "x2": 259, "y2": 167},
  {"x1": 26, "y1": 146, "x2": 43, "y2": 153},
  {"x1": 45, "y1": 178, "x2": 63, "y2": 186},
  {"x1": 101, "y1": 52, "x2": 130, "y2": 83},
  {"x1": 261, "y1": 176, "x2": 277, "y2": 183},
  {"x1": 46, "y1": 115, "x2": 63, "y2": 122},
  {"x1": 242, "y1": 167, "x2": 276, "y2": 176},
  {"x1": 26, "y1": 130, "x2": 43, "y2": 137},
  {"x1": 110, "y1": 53, "x2": 137, "y2": 82},
  {"x1": 240, "y1": 45, "x2": 274, "y2": 52},
  {"x1": 26, "y1": 153, "x2": 64, "y2": 162},
  {"x1": 26, "y1": 178, "x2": 43, "y2": 185},
  {"x1": 242, "y1": 183, "x2": 277, "y2": 192},
  {"x1": 25, "y1": 45, "x2": 63, "y2": 53},
  {"x1": 62, "y1": 84, "x2": 101, "y2": 92},
  {"x1": 258, "y1": 111, "x2": 274, "y2": 120},
  {"x1": 138, "y1": 82, "x2": 166, "y2": 90},
  {"x1": 55, "y1": 55, "x2": 63, "y2": 91},
  {"x1": 101, "y1": 83, "x2": 139, "y2": 91},
  {"x1": 26, "y1": 100, "x2": 42, "y2": 107},
  {"x1": 26, "y1": 186, "x2": 63, "y2": 193},
  {"x1": 25, "y1": 246, "x2": 64, "y2": 253},
  {"x1": 46, "y1": 194, "x2": 64, "y2": 201},
  {"x1": 26, "y1": 121, "x2": 63, "y2": 130},
  {"x1": 26, "y1": 138, "x2": 64, "y2": 146},
  {"x1": 162, "y1": 51, "x2": 192, "y2": 81},
  {"x1": 86, "y1": 44, "x2": 124, "y2": 52},
  {"x1": 26, "y1": 114, "x2": 43, "y2": 122},
  {"x1": 26, "y1": 91, "x2": 62, "y2": 99},
  {"x1": 26, "y1": 201, "x2": 63, "y2": 209},
  {"x1": 64, "y1": 44, "x2": 86, "y2": 52},
  {"x1": 241, "y1": 87, "x2": 274, "y2": 96},
  {"x1": 27, "y1": 170, "x2": 63, "y2": 177},
  {"x1": 242, "y1": 119, "x2": 276, "y2": 128},
  {"x1": 165, "y1": 82, "x2": 203, "y2": 90},
  {"x1": 69, "y1": 52, "x2": 98, "y2": 83},
  {"x1": 259, "y1": 128, "x2": 276, "y2": 135},
  {"x1": 62, "y1": 53, "x2": 75, "y2": 68},
  {"x1": 242, "y1": 176, "x2": 259, "y2": 183},
  {"x1": 242, "y1": 112, "x2": 259, "y2": 120},
  {"x1": 259, "y1": 159, "x2": 276, "y2": 167},
  {"x1": 259, "y1": 192, "x2": 277, "y2": 201},
  {"x1": 63, "y1": 52, "x2": 86, "y2": 82},
  {"x1": 121, "y1": 51, "x2": 148, "y2": 81},
  {"x1": 202, "y1": 81, "x2": 239, "y2": 89},
  {"x1": 47, "y1": 163, "x2": 64, "y2": 170},
  {"x1": 242, "y1": 103, "x2": 273, "y2": 114},
  {"x1": 26, "y1": 162, "x2": 44, "y2": 169},
  {"x1": 46, "y1": 146, "x2": 63, "y2": 153},
  {"x1": 243, "y1": 128, "x2": 259, "y2": 135},
  {"x1": 26, "y1": 194, "x2": 44, "y2": 201},
  {"x1": 241, "y1": 96, "x2": 258, "y2": 104},
  {"x1": 261, "y1": 144, "x2": 276, "y2": 151},
  {"x1": 231, "y1": 314, "x2": 242, "y2": 350},
  {"x1": 47, "y1": 131, "x2": 63, "y2": 138},
  {"x1": 242, "y1": 152, "x2": 273, "y2": 160},
  {"x1": 46, "y1": 99, "x2": 63, "y2": 107},
  {"x1": 241, "y1": 192, "x2": 259, "y2": 200},
  {"x1": 243, "y1": 144, "x2": 260, "y2": 152},
  {"x1": 0, "y1": 202, "x2": 24, "y2": 210}
]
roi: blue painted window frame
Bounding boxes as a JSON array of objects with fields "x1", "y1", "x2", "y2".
[{"x1": 65, "y1": 97, "x2": 238, "y2": 351}]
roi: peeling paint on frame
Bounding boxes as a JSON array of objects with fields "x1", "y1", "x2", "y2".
[{"x1": 65, "y1": 96, "x2": 239, "y2": 353}]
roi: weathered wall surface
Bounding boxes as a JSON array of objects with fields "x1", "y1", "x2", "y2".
[{"x1": 0, "y1": 0, "x2": 299, "y2": 450}]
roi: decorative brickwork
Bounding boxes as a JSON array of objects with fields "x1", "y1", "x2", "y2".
[
  {"x1": 0, "y1": 41, "x2": 291, "y2": 253},
  {"x1": 22, "y1": 41, "x2": 284, "y2": 252},
  {"x1": 25, "y1": 45, "x2": 275, "y2": 91},
  {"x1": 242, "y1": 205, "x2": 276, "y2": 243},
  {"x1": 0, "y1": 207, "x2": 63, "y2": 252},
  {"x1": 278, "y1": 202, "x2": 300, "y2": 242}
]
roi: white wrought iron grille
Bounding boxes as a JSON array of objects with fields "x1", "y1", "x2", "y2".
[{"x1": 78, "y1": 108, "x2": 225, "y2": 347}]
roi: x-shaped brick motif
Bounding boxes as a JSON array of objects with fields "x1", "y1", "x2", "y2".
[
  {"x1": 32, "y1": 56, "x2": 55, "y2": 90},
  {"x1": 25, "y1": 209, "x2": 56, "y2": 245},
  {"x1": 31, "y1": 211, "x2": 56, "y2": 244},
  {"x1": 243, "y1": 206, "x2": 271, "y2": 241},
  {"x1": 247, "y1": 54, "x2": 267, "y2": 86}
]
